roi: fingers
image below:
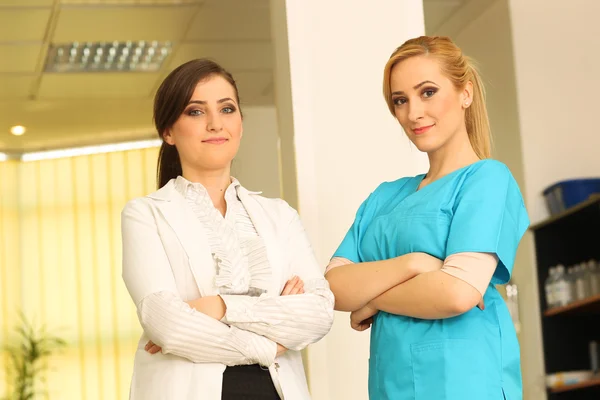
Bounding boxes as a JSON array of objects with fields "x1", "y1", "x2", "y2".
[
  {"x1": 477, "y1": 299, "x2": 485, "y2": 310},
  {"x1": 351, "y1": 317, "x2": 373, "y2": 332},
  {"x1": 144, "y1": 340, "x2": 162, "y2": 355},
  {"x1": 148, "y1": 344, "x2": 162, "y2": 354},
  {"x1": 276, "y1": 343, "x2": 288, "y2": 357},
  {"x1": 281, "y1": 276, "x2": 304, "y2": 296}
]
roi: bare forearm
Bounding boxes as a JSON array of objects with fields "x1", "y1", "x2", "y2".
[
  {"x1": 325, "y1": 256, "x2": 417, "y2": 312},
  {"x1": 370, "y1": 270, "x2": 481, "y2": 319}
]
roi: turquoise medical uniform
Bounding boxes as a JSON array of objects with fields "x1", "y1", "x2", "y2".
[{"x1": 334, "y1": 160, "x2": 530, "y2": 400}]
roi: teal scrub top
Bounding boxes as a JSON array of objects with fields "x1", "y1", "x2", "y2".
[{"x1": 333, "y1": 160, "x2": 530, "y2": 400}]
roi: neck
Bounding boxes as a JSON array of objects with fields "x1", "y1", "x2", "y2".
[
  {"x1": 426, "y1": 129, "x2": 480, "y2": 181},
  {"x1": 182, "y1": 166, "x2": 232, "y2": 207}
]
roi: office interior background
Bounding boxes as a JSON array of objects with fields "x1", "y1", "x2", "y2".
[{"x1": 1, "y1": 0, "x2": 599, "y2": 399}]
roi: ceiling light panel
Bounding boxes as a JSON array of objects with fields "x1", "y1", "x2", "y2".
[{"x1": 44, "y1": 40, "x2": 172, "y2": 73}]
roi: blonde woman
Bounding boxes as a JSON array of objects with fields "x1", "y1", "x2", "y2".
[{"x1": 326, "y1": 36, "x2": 529, "y2": 399}]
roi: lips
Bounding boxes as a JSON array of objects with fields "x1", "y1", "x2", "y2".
[
  {"x1": 202, "y1": 138, "x2": 228, "y2": 144},
  {"x1": 412, "y1": 124, "x2": 434, "y2": 135}
]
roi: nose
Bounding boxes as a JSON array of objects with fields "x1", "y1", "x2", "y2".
[
  {"x1": 206, "y1": 111, "x2": 223, "y2": 132},
  {"x1": 407, "y1": 100, "x2": 425, "y2": 123}
]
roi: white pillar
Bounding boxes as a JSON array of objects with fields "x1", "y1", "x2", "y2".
[{"x1": 270, "y1": 1, "x2": 427, "y2": 398}]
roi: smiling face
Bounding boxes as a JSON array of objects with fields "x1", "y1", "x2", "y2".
[
  {"x1": 389, "y1": 55, "x2": 472, "y2": 155},
  {"x1": 163, "y1": 74, "x2": 243, "y2": 174}
]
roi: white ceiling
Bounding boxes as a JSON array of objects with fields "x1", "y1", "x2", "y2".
[{"x1": 0, "y1": 0, "x2": 473, "y2": 152}]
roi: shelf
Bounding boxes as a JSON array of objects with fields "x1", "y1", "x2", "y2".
[
  {"x1": 544, "y1": 294, "x2": 600, "y2": 317},
  {"x1": 530, "y1": 195, "x2": 600, "y2": 231},
  {"x1": 550, "y1": 377, "x2": 600, "y2": 393}
]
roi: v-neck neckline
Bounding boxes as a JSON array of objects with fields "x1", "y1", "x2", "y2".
[{"x1": 414, "y1": 159, "x2": 486, "y2": 193}]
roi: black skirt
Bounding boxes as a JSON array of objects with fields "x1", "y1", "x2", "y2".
[{"x1": 221, "y1": 364, "x2": 280, "y2": 400}]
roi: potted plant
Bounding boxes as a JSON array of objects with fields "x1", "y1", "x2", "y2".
[{"x1": 2, "y1": 313, "x2": 66, "y2": 400}]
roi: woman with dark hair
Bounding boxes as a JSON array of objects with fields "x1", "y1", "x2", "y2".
[{"x1": 121, "y1": 59, "x2": 334, "y2": 400}]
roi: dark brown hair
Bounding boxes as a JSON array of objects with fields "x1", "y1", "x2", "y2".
[{"x1": 154, "y1": 59, "x2": 241, "y2": 188}]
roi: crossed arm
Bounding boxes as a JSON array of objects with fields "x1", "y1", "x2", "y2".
[
  {"x1": 325, "y1": 252, "x2": 489, "y2": 331},
  {"x1": 144, "y1": 276, "x2": 308, "y2": 358},
  {"x1": 123, "y1": 199, "x2": 334, "y2": 365}
]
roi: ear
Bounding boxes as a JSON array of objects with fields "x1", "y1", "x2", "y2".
[
  {"x1": 240, "y1": 126, "x2": 244, "y2": 138},
  {"x1": 462, "y1": 81, "x2": 474, "y2": 109},
  {"x1": 163, "y1": 128, "x2": 175, "y2": 145}
]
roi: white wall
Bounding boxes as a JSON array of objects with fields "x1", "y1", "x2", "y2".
[
  {"x1": 232, "y1": 106, "x2": 281, "y2": 198},
  {"x1": 271, "y1": 1, "x2": 428, "y2": 398},
  {"x1": 432, "y1": 1, "x2": 546, "y2": 398},
  {"x1": 509, "y1": 0, "x2": 600, "y2": 224}
]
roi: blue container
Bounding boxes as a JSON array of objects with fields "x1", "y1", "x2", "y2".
[{"x1": 543, "y1": 178, "x2": 600, "y2": 215}]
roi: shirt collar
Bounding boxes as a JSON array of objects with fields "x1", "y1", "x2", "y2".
[{"x1": 173, "y1": 175, "x2": 242, "y2": 203}]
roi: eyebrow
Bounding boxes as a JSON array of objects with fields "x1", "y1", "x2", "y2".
[
  {"x1": 187, "y1": 97, "x2": 235, "y2": 105},
  {"x1": 391, "y1": 80, "x2": 439, "y2": 96}
]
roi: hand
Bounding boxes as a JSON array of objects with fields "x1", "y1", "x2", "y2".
[
  {"x1": 350, "y1": 303, "x2": 378, "y2": 332},
  {"x1": 144, "y1": 340, "x2": 162, "y2": 355},
  {"x1": 276, "y1": 343, "x2": 288, "y2": 357},
  {"x1": 281, "y1": 275, "x2": 304, "y2": 296},
  {"x1": 404, "y1": 252, "x2": 444, "y2": 275}
]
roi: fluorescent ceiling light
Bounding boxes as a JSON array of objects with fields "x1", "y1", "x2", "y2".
[
  {"x1": 0, "y1": 153, "x2": 7, "y2": 162},
  {"x1": 21, "y1": 139, "x2": 162, "y2": 162},
  {"x1": 45, "y1": 41, "x2": 172, "y2": 73}
]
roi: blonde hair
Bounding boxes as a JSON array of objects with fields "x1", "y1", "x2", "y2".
[{"x1": 383, "y1": 36, "x2": 491, "y2": 159}]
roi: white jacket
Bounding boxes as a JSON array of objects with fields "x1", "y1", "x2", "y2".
[{"x1": 121, "y1": 180, "x2": 334, "y2": 399}]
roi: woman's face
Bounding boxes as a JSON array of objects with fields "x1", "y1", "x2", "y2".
[
  {"x1": 163, "y1": 74, "x2": 243, "y2": 173},
  {"x1": 389, "y1": 55, "x2": 471, "y2": 155}
]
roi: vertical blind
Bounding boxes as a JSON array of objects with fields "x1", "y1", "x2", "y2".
[{"x1": 0, "y1": 147, "x2": 158, "y2": 399}]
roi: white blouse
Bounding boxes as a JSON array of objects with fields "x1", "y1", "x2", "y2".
[
  {"x1": 173, "y1": 176, "x2": 272, "y2": 297},
  {"x1": 133, "y1": 177, "x2": 334, "y2": 398}
]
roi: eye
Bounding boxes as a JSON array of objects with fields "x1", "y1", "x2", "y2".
[
  {"x1": 222, "y1": 106, "x2": 236, "y2": 114},
  {"x1": 187, "y1": 109, "x2": 203, "y2": 116},
  {"x1": 422, "y1": 88, "x2": 438, "y2": 98},
  {"x1": 393, "y1": 97, "x2": 407, "y2": 106}
]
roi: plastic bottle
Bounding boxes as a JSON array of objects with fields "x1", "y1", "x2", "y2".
[
  {"x1": 545, "y1": 267, "x2": 556, "y2": 309},
  {"x1": 554, "y1": 265, "x2": 572, "y2": 306}
]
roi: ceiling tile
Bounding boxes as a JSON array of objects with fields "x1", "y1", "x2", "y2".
[
  {"x1": 0, "y1": 76, "x2": 35, "y2": 99},
  {"x1": 0, "y1": 8, "x2": 52, "y2": 42},
  {"x1": 168, "y1": 42, "x2": 272, "y2": 72},
  {"x1": 0, "y1": 0, "x2": 54, "y2": 6},
  {"x1": 52, "y1": 5, "x2": 198, "y2": 42},
  {"x1": 38, "y1": 73, "x2": 160, "y2": 98},
  {"x1": 186, "y1": 5, "x2": 270, "y2": 41},
  {"x1": 0, "y1": 43, "x2": 43, "y2": 73}
]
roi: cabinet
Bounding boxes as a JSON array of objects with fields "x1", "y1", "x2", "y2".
[{"x1": 530, "y1": 196, "x2": 600, "y2": 399}]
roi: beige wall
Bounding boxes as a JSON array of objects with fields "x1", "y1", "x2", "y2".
[
  {"x1": 233, "y1": 105, "x2": 281, "y2": 198},
  {"x1": 509, "y1": 0, "x2": 600, "y2": 224}
]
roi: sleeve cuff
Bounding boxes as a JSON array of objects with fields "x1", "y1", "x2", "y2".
[
  {"x1": 230, "y1": 326, "x2": 277, "y2": 367},
  {"x1": 220, "y1": 294, "x2": 258, "y2": 324}
]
